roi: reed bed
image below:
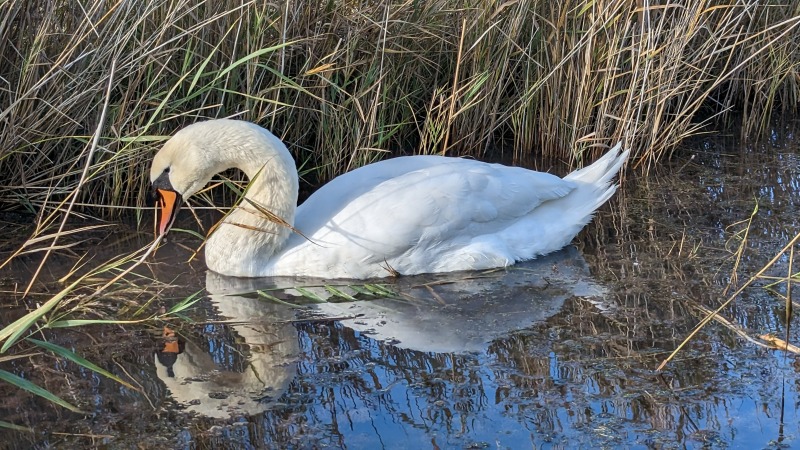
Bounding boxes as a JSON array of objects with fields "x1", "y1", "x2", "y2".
[{"x1": 1, "y1": 0, "x2": 798, "y2": 221}]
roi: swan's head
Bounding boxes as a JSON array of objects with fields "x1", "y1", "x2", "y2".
[
  {"x1": 150, "y1": 119, "x2": 297, "y2": 237},
  {"x1": 150, "y1": 120, "x2": 236, "y2": 235}
]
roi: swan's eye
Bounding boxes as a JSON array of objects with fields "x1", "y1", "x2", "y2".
[{"x1": 163, "y1": 167, "x2": 170, "y2": 174}]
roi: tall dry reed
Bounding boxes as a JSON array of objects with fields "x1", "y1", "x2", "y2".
[{"x1": 0, "y1": 0, "x2": 798, "y2": 220}]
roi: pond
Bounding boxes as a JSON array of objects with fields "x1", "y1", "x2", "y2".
[{"x1": 2, "y1": 125, "x2": 800, "y2": 449}]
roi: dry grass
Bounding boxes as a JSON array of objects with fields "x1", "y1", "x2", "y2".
[
  {"x1": 658, "y1": 215, "x2": 800, "y2": 370},
  {"x1": 1, "y1": 0, "x2": 798, "y2": 222}
]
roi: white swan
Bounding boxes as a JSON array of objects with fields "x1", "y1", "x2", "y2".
[{"x1": 150, "y1": 119, "x2": 629, "y2": 278}]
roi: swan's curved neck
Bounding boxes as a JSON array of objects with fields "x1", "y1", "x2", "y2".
[{"x1": 203, "y1": 127, "x2": 299, "y2": 276}]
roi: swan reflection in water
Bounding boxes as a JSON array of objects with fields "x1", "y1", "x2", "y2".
[
  {"x1": 154, "y1": 291, "x2": 300, "y2": 418},
  {"x1": 154, "y1": 246, "x2": 608, "y2": 417}
]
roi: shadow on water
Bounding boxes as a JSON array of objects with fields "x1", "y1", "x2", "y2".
[{"x1": 3, "y1": 123, "x2": 800, "y2": 448}]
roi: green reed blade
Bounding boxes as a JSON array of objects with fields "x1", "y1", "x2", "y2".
[
  {"x1": 166, "y1": 290, "x2": 204, "y2": 315},
  {"x1": 26, "y1": 338, "x2": 136, "y2": 390},
  {"x1": 0, "y1": 369, "x2": 84, "y2": 413},
  {"x1": 0, "y1": 278, "x2": 83, "y2": 353},
  {"x1": 0, "y1": 420, "x2": 33, "y2": 432}
]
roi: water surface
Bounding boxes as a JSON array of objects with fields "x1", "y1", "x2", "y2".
[{"x1": 2, "y1": 127, "x2": 800, "y2": 449}]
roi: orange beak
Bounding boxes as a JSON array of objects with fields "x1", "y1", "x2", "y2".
[{"x1": 155, "y1": 188, "x2": 182, "y2": 236}]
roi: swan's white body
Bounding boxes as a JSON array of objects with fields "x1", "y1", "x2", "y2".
[{"x1": 150, "y1": 119, "x2": 628, "y2": 279}]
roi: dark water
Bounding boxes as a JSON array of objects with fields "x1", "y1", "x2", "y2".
[{"x1": 2, "y1": 126, "x2": 800, "y2": 449}]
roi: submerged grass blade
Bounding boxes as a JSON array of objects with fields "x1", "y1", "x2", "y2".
[
  {"x1": 325, "y1": 285, "x2": 357, "y2": 301},
  {"x1": 293, "y1": 287, "x2": 326, "y2": 303},
  {"x1": 0, "y1": 278, "x2": 84, "y2": 353},
  {"x1": 0, "y1": 420, "x2": 33, "y2": 432},
  {"x1": 26, "y1": 338, "x2": 136, "y2": 390},
  {"x1": 257, "y1": 290, "x2": 299, "y2": 307},
  {"x1": 166, "y1": 290, "x2": 203, "y2": 315},
  {"x1": 0, "y1": 369, "x2": 84, "y2": 413},
  {"x1": 362, "y1": 284, "x2": 398, "y2": 298}
]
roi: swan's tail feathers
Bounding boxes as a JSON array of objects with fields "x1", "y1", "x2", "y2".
[
  {"x1": 564, "y1": 142, "x2": 630, "y2": 185},
  {"x1": 558, "y1": 141, "x2": 629, "y2": 227},
  {"x1": 509, "y1": 142, "x2": 629, "y2": 261}
]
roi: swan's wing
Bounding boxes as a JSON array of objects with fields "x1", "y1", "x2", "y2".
[
  {"x1": 293, "y1": 155, "x2": 445, "y2": 233},
  {"x1": 278, "y1": 156, "x2": 575, "y2": 276}
]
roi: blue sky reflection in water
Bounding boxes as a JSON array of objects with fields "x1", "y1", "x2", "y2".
[
  {"x1": 175, "y1": 125, "x2": 800, "y2": 448},
  {"x1": 222, "y1": 306, "x2": 798, "y2": 448},
  {"x1": 193, "y1": 302, "x2": 798, "y2": 448},
  {"x1": 315, "y1": 339, "x2": 791, "y2": 448}
]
